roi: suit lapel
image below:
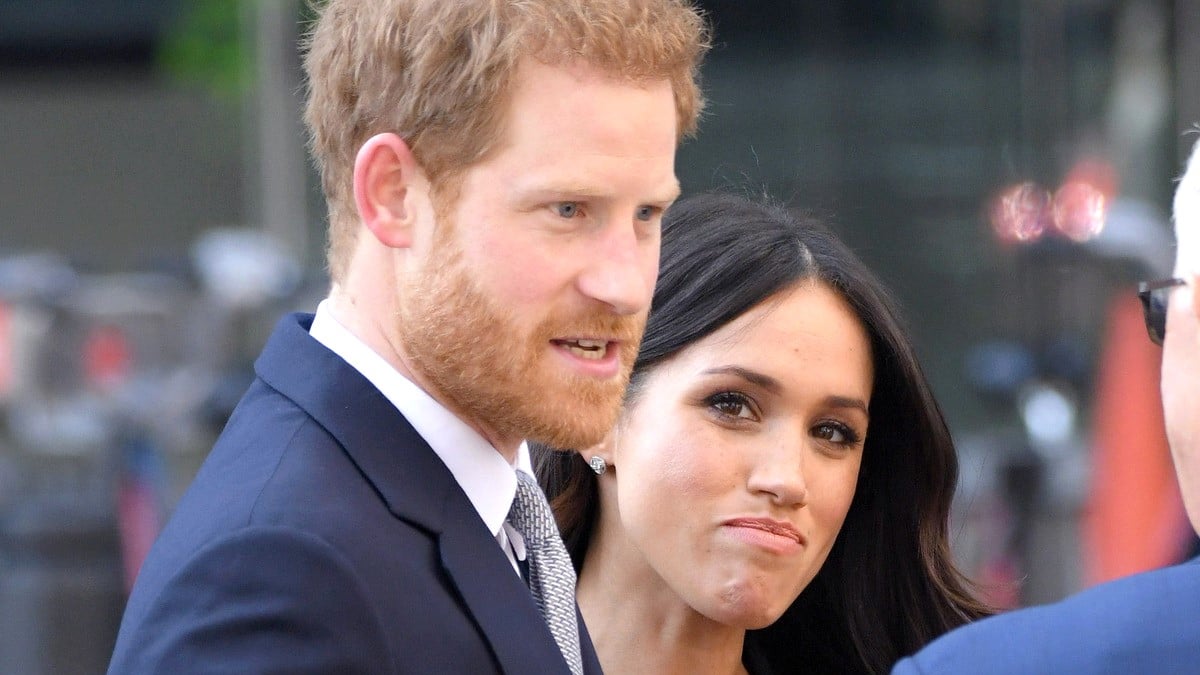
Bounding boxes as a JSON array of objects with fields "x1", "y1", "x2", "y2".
[
  {"x1": 256, "y1": 313, "x2": 450, "y2": 530},
  {"x1": 256, "y1": 313, "x2": 573, "y2": 674},
  {"x1": 439, "y1": 505, "x2": 572, "y2": 674}
]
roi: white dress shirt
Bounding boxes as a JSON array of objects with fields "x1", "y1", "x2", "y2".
[{"x1": 309, "y1": 301, "x2": 529, "y2": 573}]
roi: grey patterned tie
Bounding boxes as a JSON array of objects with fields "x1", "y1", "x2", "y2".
[{"x1": 507, "y1": 470, "x2": 584, "y2": 675}]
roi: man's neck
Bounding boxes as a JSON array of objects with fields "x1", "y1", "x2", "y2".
[{"x1": 324, "y1": 290, "x2": 521, "y2": 462}]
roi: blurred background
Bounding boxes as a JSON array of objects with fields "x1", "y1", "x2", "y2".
[{"x1": 0, "y1": 1, "x2": 1197, "y2": 672}]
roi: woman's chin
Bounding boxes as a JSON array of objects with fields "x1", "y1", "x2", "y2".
[{"x1": 703, "y1": 589, "x2": 790, "y2": 630}]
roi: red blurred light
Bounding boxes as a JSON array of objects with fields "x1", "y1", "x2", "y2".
[
  {"x1": 0, "y1": 301, "x2": 11, "y2": 398},
  {"x1": 84, "y1": 324, "x2": 132, "y2": 390},
  {"x1": 1052, "y1": 180, "x2": 1108, "y2": 242},
  {"x1": 1063, "y1": 156, "x2": 1119, "y2": 201}
]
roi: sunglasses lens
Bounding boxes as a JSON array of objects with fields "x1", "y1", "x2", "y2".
[
  {"x1": 1138, "y1": 279, "x2": 1185, "y2": 346},
  {"x1": 1150, "y1": 292, "x2": 1167, "y2": 345}
]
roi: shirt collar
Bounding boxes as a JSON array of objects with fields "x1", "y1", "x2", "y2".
[{"x1": 309, "y1": 300, "x2": 532, "y2": 537}]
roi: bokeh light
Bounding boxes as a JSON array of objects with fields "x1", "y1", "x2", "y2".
[
  {"x1": 990, "y1": 182, "x2": 1052, "y2": 243},
  {"x1": 1052, "y1": 180, "x2": 1108, "y2": 242}
]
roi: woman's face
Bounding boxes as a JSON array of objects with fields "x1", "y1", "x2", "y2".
[{"x1": 604, "y1": 281, "x2": 872, "y2": 628}]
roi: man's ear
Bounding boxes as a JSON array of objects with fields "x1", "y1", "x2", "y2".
[
  {"x1": 1190, "y1": 272, "x2": 1200, "y2": 320},
  {"x1": 353, "y1": 132, "x2": 426, "y2": 249}
]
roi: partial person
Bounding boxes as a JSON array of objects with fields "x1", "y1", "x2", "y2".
[
  {"x1": 892, "y1": 137, "x2": 1200, "y2": 674},
  {"x1": 108, "y1": 1, "x2": 708, "y2": 673},
  {"x1": 535, "y1": 192, "x2": 992, "y2": 675}
]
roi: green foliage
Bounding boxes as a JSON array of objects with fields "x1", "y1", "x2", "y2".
[{"x1": 157, "y1": 0, "x2": 252, "y2": 99}]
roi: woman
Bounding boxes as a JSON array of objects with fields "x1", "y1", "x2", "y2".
[{"x1": 534, "y1": 192, "x2": 991, "y2": 674}]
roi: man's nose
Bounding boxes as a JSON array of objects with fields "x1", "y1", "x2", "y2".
[{"x1": 575, "y1": 218, "x2": 658, "y2": 316}]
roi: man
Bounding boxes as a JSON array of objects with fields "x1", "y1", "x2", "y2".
[
  {"x1": 107, "y1": 1, "x2": 708, "y2": 672},
  {"x1": 892, "y1": 138, "x2": 1200, "y2": 673}
]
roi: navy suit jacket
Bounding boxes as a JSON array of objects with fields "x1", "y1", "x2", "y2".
[
  {"x1": 108, "y1": 313, "x2": 602, "y2": 674},
  {"x1": 892, "y1": 557, "x2": 1200, "y2": 674}
]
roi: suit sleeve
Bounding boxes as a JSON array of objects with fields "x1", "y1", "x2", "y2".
[
  {"x1": 108, "y1": 527, "x2": 394, "y2": 675},
  {"x1": 890, "y1": 656, "x2": 926, "y2": 675}
]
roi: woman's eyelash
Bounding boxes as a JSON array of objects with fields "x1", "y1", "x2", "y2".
[
  {"x1": 702, "y1": 392, "x2": 864, "y2": 444},
  {"x1": 705, "y1": 391, "x2": 755, "y2": 419},
  {"x1": 813, "y1": 420, "x2": 862, "y2": 445}
]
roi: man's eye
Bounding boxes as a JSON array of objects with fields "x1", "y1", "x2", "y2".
[
  {"x1": 635, "y1": 205, "x2": 656, "y2": 221},
  {"x1": 556, "y1": 202, "x2": 579, "y2": 218}
]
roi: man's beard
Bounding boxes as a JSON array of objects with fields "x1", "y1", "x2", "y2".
[{"x1": 396, "y1": 224, "x2": 645, "y2": 450}]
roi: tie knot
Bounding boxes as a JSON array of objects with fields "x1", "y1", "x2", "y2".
[{"x1": 508, "y1": 470, "x2": 556, "y2": 546}]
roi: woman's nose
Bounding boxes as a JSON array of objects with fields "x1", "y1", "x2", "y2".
[{"x1": 747, "y1": 440, "x2": 808, "y2": 507}]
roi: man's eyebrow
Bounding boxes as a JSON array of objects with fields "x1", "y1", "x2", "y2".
[
  {"x1": 657, "y1": 179, "x2": 682, "y2": 204},
  {"x1": 511, "y1": 178, "x2": 680, "y2": 204}
]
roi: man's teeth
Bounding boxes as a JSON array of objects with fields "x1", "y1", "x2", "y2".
[{"x1": 563, "y1": 340, "x2": 608, "y2": 360}]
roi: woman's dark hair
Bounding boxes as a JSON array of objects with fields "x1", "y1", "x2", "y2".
[{"x1": 533, "y1": 191, "x2": 991, "y2": 674}]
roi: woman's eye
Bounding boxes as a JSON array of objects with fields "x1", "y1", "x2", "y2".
[
  {"x1": 813, "y1": 422, "x2": 860, "y2": 445},
  {"x1": 708, "y1": 392, "x2": 755, "y2": 420},
  {"x1": 555, "y1": 202, "x2": 580, "y2": 218}
]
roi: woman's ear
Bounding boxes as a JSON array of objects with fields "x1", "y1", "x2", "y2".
[
  {"x1": 352, "y1": 132, "x2": 427, "y2": 249},
  {"x1": 581, "y1": 429, "x2": 618, "y2": 475}
]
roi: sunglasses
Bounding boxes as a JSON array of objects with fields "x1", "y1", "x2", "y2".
[{"x1": 1137, "y1": 278, "x2": 1188, "y2": 346}]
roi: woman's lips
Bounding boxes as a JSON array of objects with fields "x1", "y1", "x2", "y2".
[{"x1": 721, "y1": 517, "x2": 805, "y2": 554}]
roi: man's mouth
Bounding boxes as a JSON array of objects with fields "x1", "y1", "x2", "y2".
[{"x1": 552, "y1": 339, "x2": 611, "y2": 360}]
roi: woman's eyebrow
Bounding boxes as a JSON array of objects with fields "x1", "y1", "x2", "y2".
[
  {"x1": 823, "y1": 395, "x2": 869, "y2": 417},
  {"x1": 702, "y1": 366, "x2": 870, "y2": 416},
  {"x1": 700, "y1": 365, "x2": 782, "y2": 394}
]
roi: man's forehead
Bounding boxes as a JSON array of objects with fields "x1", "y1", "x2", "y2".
[{"x1": 1177, "y1": 142, "x2": 1200, "y2": 212}]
